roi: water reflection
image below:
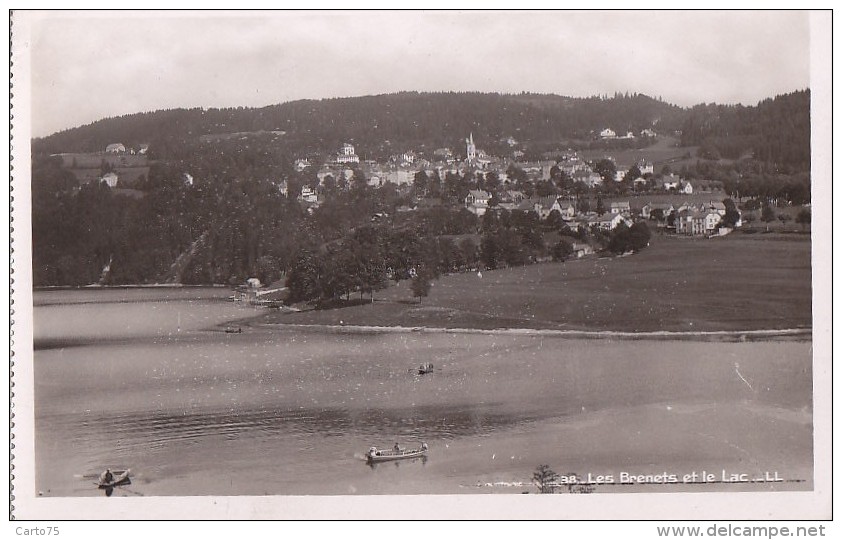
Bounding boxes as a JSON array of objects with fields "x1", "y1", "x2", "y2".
[
  {"x1": 367, "y1": 455, "x2": 428, "y2": 470},
  {"x1": 46, "y1": 402, "x2": 541, "y2": 451}
]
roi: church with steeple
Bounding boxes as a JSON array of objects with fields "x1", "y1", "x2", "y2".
[{"x1": 465, "y1": 133, "x2": 476, "y2": 164}]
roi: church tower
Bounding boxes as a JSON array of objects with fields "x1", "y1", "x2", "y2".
[{"x1": 465, "y1": 133, "x2": 476, "y2": 163}]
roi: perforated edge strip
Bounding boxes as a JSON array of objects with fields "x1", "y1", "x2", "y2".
[{"x1": 8, "y1": 8, "x2": 16, "y2": 521}]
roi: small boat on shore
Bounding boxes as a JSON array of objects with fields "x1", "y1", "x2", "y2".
[
  {"x1": 96, "y1": 469, "x2": 131, "y2": 489},
  {"x1": 367, "y1": 443, "x2": 428, "y2": 463}
]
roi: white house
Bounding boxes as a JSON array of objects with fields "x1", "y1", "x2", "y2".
[
  {"x1": 587, "y1": 212, "x2": 626, "y2": 231},
  {"x1": 600, "y1": 128, "x2": 616, "y2": 139},
  {"x1": 681, "y1": 182, "x2": 693, "y2": 194},
  {"x1": 638, "y1": 160, "x2": 654, "y2": 175},
  {"x1": 573, "y1": 169, "x2": 602, "y2": 187},
  {"x1": 399, "y1": 151, "x2": 416, "y2": 165},
  {"x1": 552, "y1": 199, "x2": 576, "y2": 220},
  {"x1": 675, "y1": 210, "x2": 705, "y2": 235},
  {"x1": 571, "y1": 243, "x2": 594, "y2": 258},
  {"x1": 675, "y1": 210, "x2": 721, "y2": 235},
  {"x1": 100, "y1": 172, "x2": 119, "y2": 187},
  {"x1": 533, "y1": 197, "x2": 558, "y2": 219},
  {"x1": 704, "y1": 211, "x2": 722, "y2": 232},
  {"x1": 609, "y1": 201, "x2": 631, "y2": 214},
  {"x1": 105, "y1": 143, "x2": 126, "y2": 154},
  {"x1": 676, "y1": 201, "x2": 698, "y2": 214},
  {"x1": 498, "y1": 190, "x2": 526, "y2": 210},
  {"x1": 465, "y1": 189, "x2": 491, "y2": 215},
  {"x1": 336, "y1": 143, "x2": 360, "y2": 164},
  {"x1": 386, "y1": 169, "x2": 415, "y2": 186},
  {"x1": 661, "y1": 174, "x2": 681, "y2": 191},
  {"x1": 299, "y1": 186, "x2": 318, "y2": 203}
]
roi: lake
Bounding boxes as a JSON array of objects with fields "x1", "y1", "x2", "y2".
[{"x1": 33, "y1": 288, "x2": 813, "y2": 497}]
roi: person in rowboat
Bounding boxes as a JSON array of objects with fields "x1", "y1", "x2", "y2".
[{"x1": 101, "y1": 468, "x2": 113, "y2": 484}]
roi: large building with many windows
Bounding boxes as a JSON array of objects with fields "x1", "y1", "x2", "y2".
[{"x1": 336, "y1": 143, "x2": 360, "y2": 164}]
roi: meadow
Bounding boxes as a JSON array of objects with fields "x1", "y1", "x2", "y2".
[
  {"x1": 264, "y1": 232, "x2": 812, "y2": 333},
  {"x1": 578, "y1": 135, "x2": 698, "y2": 169}
]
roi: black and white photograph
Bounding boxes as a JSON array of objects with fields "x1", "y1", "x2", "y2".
[{"x1": 9, "y1": 9, "x2": 832, "y2": 521}]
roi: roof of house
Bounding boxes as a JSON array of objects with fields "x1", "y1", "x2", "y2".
[
  {"x1": 467, "y1": 190, "x2": 491, "y2": 199},
  {"x1": 677, "y1": 209, "x2": 705, "y2": 219},
  {"x1": 587, "y1": 212, "x2": 621, "y2": 224}
]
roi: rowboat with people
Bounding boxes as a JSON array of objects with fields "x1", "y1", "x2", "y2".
[
  {"x1": 366, "y1": 442, "x2": 428, "y2": 463},
  {"x1": 96, "y1": 468, "x2": 131, "y2": 489}
]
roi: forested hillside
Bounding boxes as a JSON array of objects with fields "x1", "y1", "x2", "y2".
[
  {"x1": 33, "y1": 92, "x2": 685, "y2": 159},
  {"x1": 680, "y1": 90, "x2": 810, "y2": 172}
]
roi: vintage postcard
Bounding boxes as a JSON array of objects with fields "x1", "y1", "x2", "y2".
[{"x1": 9, "y1": 9, "x2": 832, "y2": 521}]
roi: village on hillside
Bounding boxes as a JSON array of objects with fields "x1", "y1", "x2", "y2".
[
  {"x1": 277, "y1": 132, "x2": 741, "y2": 238},
  {"x1": 37, "y1": 113, "x2": 810, "y2": 296},
  {"x1": 67, "y1": 129, "x2": 742, "y2": 239}
]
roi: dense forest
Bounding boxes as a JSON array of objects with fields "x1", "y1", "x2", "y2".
[
  {"x1": 680, "y1": 90, "x2": 810, "y2": 172},
  {"x1": 30, "y1": 90, "x2": 811, "y2": 288}
]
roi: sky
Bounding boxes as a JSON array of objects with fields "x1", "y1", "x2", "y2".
[{"x1": 23, "y1": 10, "x2": 812, "y2": 137}]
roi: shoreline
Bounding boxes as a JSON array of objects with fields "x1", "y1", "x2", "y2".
[{"x1": 250, "y1": 321, "x2": 812, "y2": 342}]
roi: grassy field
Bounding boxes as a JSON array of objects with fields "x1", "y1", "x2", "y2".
[
  {"x1": 262, "y1": 231, "x2": 812, "y2": 333},
  {"x1": 739, "y1": 205, "x2": 812, "y2": 233},
  {"x1": 579, "y1": 136, "x2": 698, "y2": 169}
]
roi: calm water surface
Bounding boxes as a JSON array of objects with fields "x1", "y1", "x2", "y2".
[{"x1": 33, "y1": 288, "x2": 813, "y2": 496}]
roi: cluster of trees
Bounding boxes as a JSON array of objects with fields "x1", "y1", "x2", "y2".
[
  {"x1": 32, "y1": 156, "x2": 204, "y2": 285},
  {"x1": 284, "y1": 223, "x2": 480, "y2": 304},
  {"x1": 479, "y1": 209, "x2": 546, "y2": 269},
  {"x1": 31, "y1": 153, "x2": 410, "y2": 286},
  {"x1": 740, "y1": 200, "x2": 811, "y2": 232},
  {"x1": 670, "y1": 159, "x2": 811, "y2": 206},
  {"x1": 532, "y1": 464, "x2": 595, "y2": 494},
  {"x1": 605, "y1": 221, "x2": 651, "y2": 254}
]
